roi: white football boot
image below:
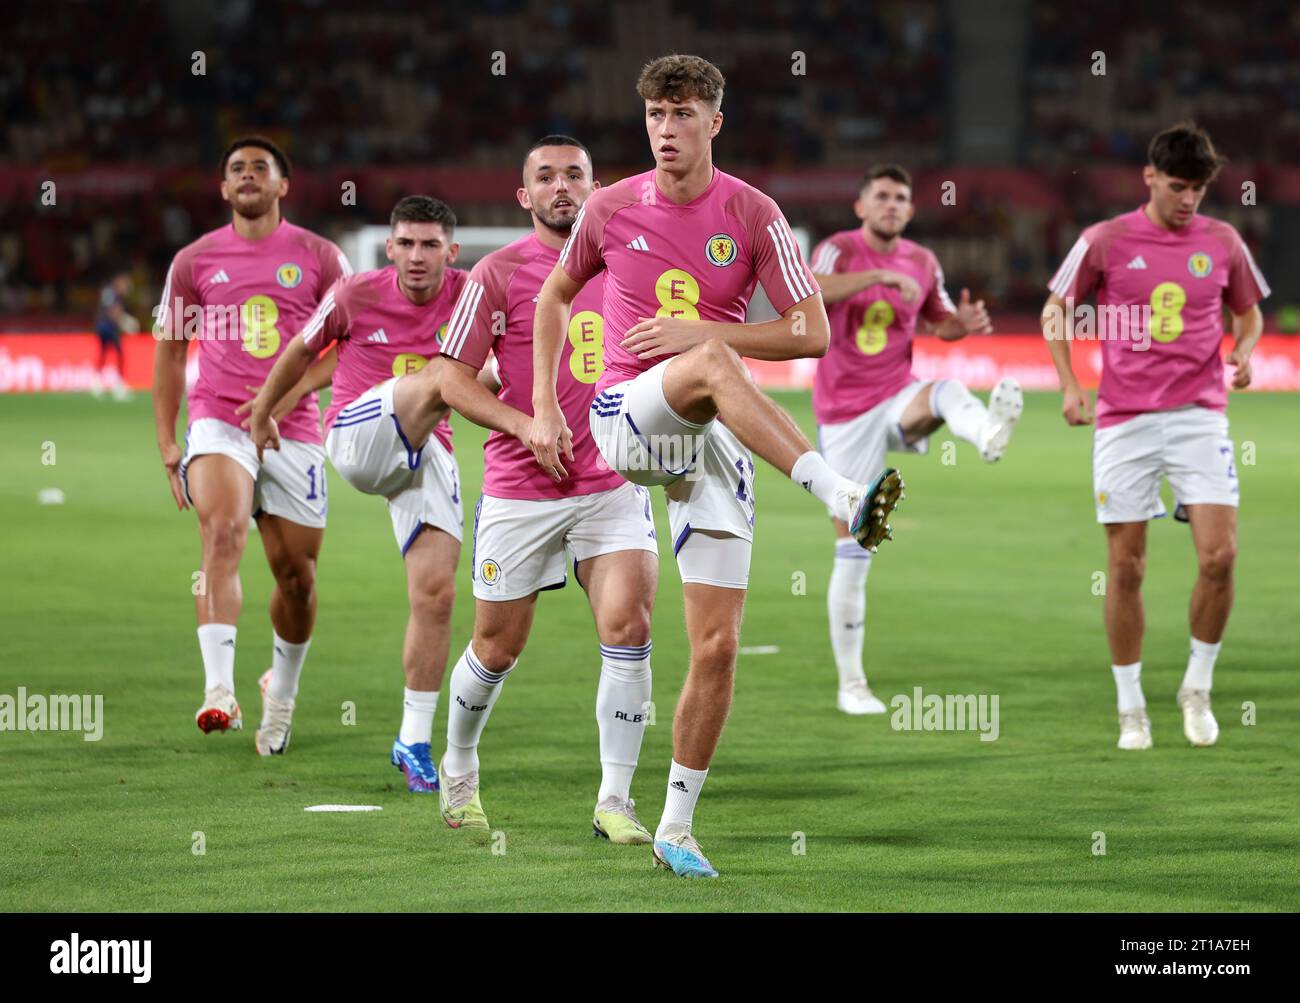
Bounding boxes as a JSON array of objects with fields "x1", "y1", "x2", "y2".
[
  {"x1": 837, "y1": 678, "x2": 887, "y2": 715},
  {"x1": 1117, "y1": 709, "x2": 1152, "y2": 750},
  {"x1": 255, "y1": 668, "x2": 295, "y2": 756},
  {"x1": 196, "y1": 685, "x2": 242, "y2": 733},
  {"x1": 980, "y1": 376, "x2": 1023, "y2": 463},
  {"x1": 1176, "y1": 687, "x2": 1219, "y2": 747}
]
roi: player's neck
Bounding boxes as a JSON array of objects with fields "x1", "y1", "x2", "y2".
[
  {"x1": 231, "y1": 206, "x2": 281, "y2": 241},
  {"x1": 532, "y1": 219, "x2": 568, "y2": 251},
  {"x1": 654, "y1": 158, "x2": 714, "y2": 205},
  {"x1": 1143, "y1": 201, "x2": 1187, "y2": 232},
  {"x1": 861, "y1": 225, "x2": 899, "y2": 255}
]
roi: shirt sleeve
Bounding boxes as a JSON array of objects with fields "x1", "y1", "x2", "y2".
[
  {"x1": 1047, "y1": 230, "x2": 1104, "y2": 301},
  {"x1": 1225, "y1": 231, "x2": 1270, "y2": 314},
  {"x1": 748, "y1": 199, "x2": 819, "y2": 313},
  {"x1": 808, "y1": 236, "x2": 845, "y2": 276},
  {"x1": 440, "y1": 258, "x2": 505, "y2": 370},
  {"x1": 318, "y1": 240, "x2": 354, "y2": 293},
  {"x1": 154, "y1": 251, "x2": 200, "y2": 339},
  {"x1": 557, "y1": 200, "x2": 607, "y2": 286},
  {"x1": 920, "y1": 252, "x2": 958, "y2": 324},
  {"x1": 299, "y1": 278, "x2": 352, "y2": 350}
]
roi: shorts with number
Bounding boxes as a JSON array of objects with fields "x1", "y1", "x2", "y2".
[
  {"x1": 325, "y1": 377, "x2": 463, "y2": 553},
  {"x1": 816, "y1": 380, "x2": 928, "y2": 518},
  {"x1": 589, "y1": 359, "x2": 756, "y2": 576},
  {"x1": 1092, "y1": 406, "x2": 1238, "y2": 524},
  {"x1": 180, "y1": 418, "x2": 327, "y2": 529},
  {"x1": 470, "y1": 481, "x2": 659, "y2": 601}
]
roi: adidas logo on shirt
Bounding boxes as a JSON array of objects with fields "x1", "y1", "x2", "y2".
[
  {"x1": 208, "y1": 270, "x2": 230, "y2": 284},
  {"x1": 368, "y1": 328, "x2": 389, "y2": 344},
  {"x1": 1126, "y1": 256, "x2": 1147, "y2": 270},
  {"x1": 626, "y1": 235, "x2": 650, "y2": 251}
]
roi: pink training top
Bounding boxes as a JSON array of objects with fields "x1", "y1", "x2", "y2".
[
  {"x1": 1048, "y1": 207, "x2": 1270, "y2": 429},
  {"x1": 809, "y1": 229, "x2": 956, "y2": 425},
  {"x1": 557, "y1": 167, "x2": 820, "y2": 394},
  {"x1": 300, "y1": 265, "x2": 467, "y2": 453},
  {"x1": 157, "y1": 219, "x2": 352, "y2": 444},
  {"x1": 440, "y1": 232, "x2": 621, "y2": 500}
]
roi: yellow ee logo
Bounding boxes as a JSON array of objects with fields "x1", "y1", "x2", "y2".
[
  {"x1": 568, "y1": 310, "x2": 604, "y2": 384},
  {"x1": 856, "y1": 300, "x2": 895, "y2": 355},
  {"x1": 654, "y1": 268, "x2": 700, "y2": 320},
  {"x1": 705, "y1": 233, "x2": 737, "y2": 267},
  {"x1": 1187, "y1": 252, "x2": 1213, "y2": 278},
  {"x1": 479, "y1": 559, "x2": 501, "y2": 585},
  {"x1": 1149, "y1": 281, "x2": 1186, "y2": 343},
  {"x1": 240, "y1": 294, "x2": 282, "y2": 358},
  {"x1": 276, "y1": 263, "x2": 303, "y2": 288},
  {"x1": 392, "y1": 353, "x2": 429, "y2": 376}
]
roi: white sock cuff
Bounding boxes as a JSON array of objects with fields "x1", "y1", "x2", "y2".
[
  {"x1": 1190, "y1": 637, "x2": 1222, "y2": 658},
  {"x1": 600, "y1": 642, "x2": 652, "y2": 681},
  {"x1": 1112, "y1": 661, "x2": 1142, "y2": 678},
  {"x1": 198, "y1": 623, "x2": 237, "y2": 641},
  {"x1": 403, "y1": 687, "x2": 439, "y2": 707},
  {"x1": 670, "y1": 759, "x2": 709, "y2": 784}
]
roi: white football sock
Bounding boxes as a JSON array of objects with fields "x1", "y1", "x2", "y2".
[
  {"x1": 399, "y1": 688, "x2": 439, "y2": 747},
  {"x1": 596, "y1": 642, "x2": 652, "y2": 802},
  {"x1": 197, "y1": 624, "x2": 237, "y2": 693},
  {"x1": 1112, "y1": 661, "x2": 1145, "y2": 713},
  {"x1": 1182, "y1": 638, "x2": 1221, "y2": 692},
  {"x1": 268, "y1": 631, "x2": 310, "y2": 701},
  {"x1": 657, "y1": 760, "x2": 709, "y2": 837},
  {"x1": 828, "y1": 539, "x2": 872, "y2": 688},
  {"x1": 931, "y1": 379, "x2": 988, "y2": 447},
  {"x1": 791, "y1": 450, "x2": 856, "y2": 522},
  {"x1": 443, "y1": 645, "x2": 511, "y2": 777}
]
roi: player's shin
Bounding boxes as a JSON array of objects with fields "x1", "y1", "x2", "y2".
[
  {"x1": 930, "y1": 379, "x2": 988, "y2": 447},
  {"x1": 595, "y1": 643, "x2": 652, "y2": 802},
  {"x1": 828, "y1": 540, "x2": 871, "y2": 686},
  {"x1": 442, "y1": 644, "x2": 512, "y2": 777}
]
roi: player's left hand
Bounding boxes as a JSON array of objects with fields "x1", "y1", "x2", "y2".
[
  {"x1": 955, "y1": 288, "x2": 993, "y2": 334},
  {"x1": 1225, "y1": 346, "x2": 1253, "y2": 389},
  {"x1": 622, "y1": 316, "x2": 712, "y2": 359},
  {"x1": 248, "y1": 410, "x2": 282, "y2": 463}
]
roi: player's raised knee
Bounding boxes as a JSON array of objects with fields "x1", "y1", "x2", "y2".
[
  {"x1": 411, "y1": 574, "x2": 455, "y2": 624},
  {"x1": 199, "y1": 517, "x2": 247, "y2": 561},
  {"x1": 274, "y1": 559, "x2": 317, "y2": 606}
]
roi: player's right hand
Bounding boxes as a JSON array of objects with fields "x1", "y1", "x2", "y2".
[
  {"x1": 1061, "y1": 382, "x2": 1093, "y2": 426},
  {"x1": 248, "y1": 411, "x2": 282, "y2": 463},
  {"x1": 160, "y1": 441, "x2": 189, "y2": 511},
  {"x1": 528, "y1": 402, "x2": 573, "y2": 483},
  {"x1": 876, "y1": 270, "x2": 921, "y2": 303}
]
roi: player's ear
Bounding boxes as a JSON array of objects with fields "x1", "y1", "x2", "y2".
[
  {"x1": 277, "y1": 176, "x2": 290, "y2": 199},
  {"x1": 853, "y1": 195, "x2": 867, "y2": 221},
  {"x1": 219, "y1": 178, "x2": 231, "y2": 205},
  {"x1": 1142, "y1": 165, "x2": 1155, "y2": 188},
  {"x1": 516, "y1": 187, "x2": 531, "y2": 211},
  {"x1": 591, "y1": 179, "x2": 601, "y2": 190},
  {"x1": 710, "y1": 110, "x2": 723, "y2": 140},
  {"x1": 385, "y1": 237, "x2": 395, "y2": 263},
  {"x1": 447, "y1": 241, "x2": 460, "y2": 265}
]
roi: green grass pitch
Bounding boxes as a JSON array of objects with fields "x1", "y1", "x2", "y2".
[{"x1": 1, "y1": 389, "x2": 1297, "y2": 912}]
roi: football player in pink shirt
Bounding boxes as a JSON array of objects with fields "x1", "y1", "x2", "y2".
[
  {"x1": 530, "y1": 55, "x2": 905, "y2": 878},
  {"x1": 433, "y1": 136, "x2": 660, "y2": 842},
  {"x1": 247, "y1": 197, "x2": 467, "y2": 793},
  {"x1": 810, "y1": 164, "x2": 1022, "y2": 715},
  {"x1": 152, "y1": 137, "x2": 353, "y2": 754},
  {"x1": 1042, "y1": 123, "x2": 1268, "y2": 751}
]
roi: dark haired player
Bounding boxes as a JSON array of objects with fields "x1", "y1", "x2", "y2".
[
  {"x1": 530, "y1": 54, "x2": 905, "y2": 878},
  {"x1": 434, "y1": 136, "x2": 659, "y2": 842},
  {"x1": 1042, "y1": 123, "x2": 1268, "y2": 750},
  {"x1": 153, "y1": 137, "x2": 352, "y2": 752},
  {"x1": 810, "y1": 163, "x2": 1020, "y2": 715},
  {"x1": 249, "y1": 196, "x2": 466, "y2": 791}
]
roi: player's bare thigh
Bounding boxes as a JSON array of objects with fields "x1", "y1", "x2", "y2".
[
  {"x1": 187, "y1": 454, "x2": 255, "y2": 549},
  {"x1": 898, "y1": 380, "x2": 943, "y2": 445},
  {"x1": 391, "y1": 362, "x2": 453, "y2": 449},
  {"x1": 576, "y1": 549, "x2": 658, "y2": 648},
  {"x1": 659, "y1": 340, "x2": 752, "y2": 425},
  {"x1": 1104, "y1": 521, "x2": 1148, "y2": 584},
  {"x1": 472, "y1": 594, "x2": 541, "y2": 671}
]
